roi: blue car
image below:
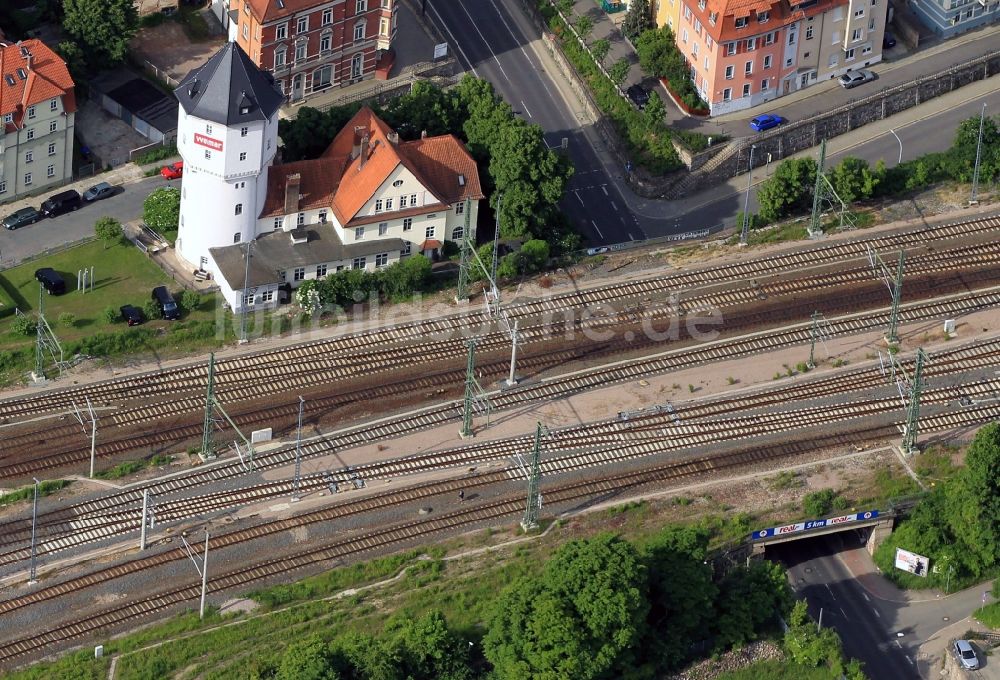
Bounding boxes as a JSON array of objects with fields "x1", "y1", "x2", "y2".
[{"x1": 749, "y1": 113, "x2": 785, "y2": 132}]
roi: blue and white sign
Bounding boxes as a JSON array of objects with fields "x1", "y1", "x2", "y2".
[{"x1": 750, "y1": 510, "x2": 879, "y2": 541}]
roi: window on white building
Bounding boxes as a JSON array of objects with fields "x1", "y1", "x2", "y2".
[
  {"x1": 317, "y1": 264, "x2": 328, "y2": 277},
  {"x1": 3, "y1": 113, "x2": 12, "y2": 124},
  {"x1": 235, "y1": 203, "x2": 243, "y2": 216},
  {"x1": 24, "y1": 173, "x2": 32, "y2": 185},
  {"x1": 318, "y1": 210, "x2": 327, "y2": 222},
  {"x1": 297, "y1": 16, "x2": 308, "y2": 32},
  {"x1": 846, "y1": 47, "x2": 856, "y2": 59},
  {"x1": 243, "y1": 292, "x2": 255, "y2": 307},
  {"x1": 851, "y1": 28, "x2": 863, "y2": 41},
  {"x1": 26, "y1": 128, "x2": 34, "y2": 140},
  {"x1": 375, "y1": 199, "x2": 383, "y2": 212},
  {"x1": 425, "y1": 225, "x2": 435, "y2": 238},
  {"x1": 49, "y1": 121, "x2": 57, "y2": 133},
  {"x1": 24, "y1": 151, "x2": 32, "y2": 163},
  {"x1": 297, "y1": 212, "x2": 305, "y2": 226},
  {"x1": 239, "y1": 152, "x2": 247, "y2": 161},
  {"x1": 806, "y1": 25, "x2": 814, "y2": 39},
  {"x1": 274, "y1": 217, "x2": 283, "y2": 230},
  {"x1": 0, "y1": 181, "x2": 5, "y2": 193},
  {"x1": 46, "y1": 164, "x2": 54, "y2": 178},
  {"x1": 294, "y1": 267, "x2": 305, "y2": 281},
  {"x1": 854, "y1": 7, "x2": 865, "y2": 16},
  {"x1": 452, "y1": 225, "x2": 464, "y2": 239},
  {"x1": 352, "y1": 257, "x2": 366, "y2": 269},
  {"x1": 409, "y1": 193, "x2": 417, "y2": 205},
  {"x1": 862, "y1": 44, "x2": 872, "y2": 54},
  {"x1": 233, "y1": 232, "x2": 241, "y2": 243},
  {"x1": 403, "y1": 218, "x2": 412, "y2": 231},
  {"x1": 205, "y1": 149, "x2": 212, "y2": 160},
  {"x1": 261, "y1": 290, "x2": 274, "y2": 303},
  {"x1": 50, "y1": 99, "x2": 57, "y2": 111},
  {"x1": 241, "y1": 126, "x2": 248, "y2": 137},
  {"x1": 379, "y1": 222, "x2": 388, "y2": 235},
  {"x1": 355, "y1": 226, "x2": 365, "y2": 240},
  {"x1": 869, "y1": 17, "x2": 875, "y2": 29},
  {"x1": 402, "y1": 241, "x2": 412, "y2": 255},
  {"x1": 27, "y1": 105, "x2": 35, "y2": 119},
  {"x1": 385, "y1": 197, "x2": 393, "y2": 210},
  {"x1": 375, "y1": 253, "x2": 388, "y2": 268}
]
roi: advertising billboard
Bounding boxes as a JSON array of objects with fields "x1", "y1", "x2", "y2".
[{"x1": 894, "y1": 548, "x2": 930, "y2": 577}]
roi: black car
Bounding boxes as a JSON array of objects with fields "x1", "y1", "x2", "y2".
[
  {"x1": 151, "y1": 286, "x2": 180, "y2": 320},
  {"x1": 120, "y1": 304, "x2": 144, "y2": 326},
  {"x1": 626, "y1": 84, "x2": 650, "y2": 110},
  {"x1": 2, "y1": 207, "x2": 40, "y2": 230},
  {"x1": 34, "y1": 268, "x2": 66, "y2": 295},
  {"x1": 883, "y1": 31, "x2": 897, "y2": 48},
  {"x1": 41, "y1": 189, "x2": 82, "y2": 218}
]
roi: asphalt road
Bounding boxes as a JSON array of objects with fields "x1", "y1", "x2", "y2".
[
  {"x1": 772, "y1": 532, "x2": 995, "y2": 679},
  {"x1": 0, "y1": 175, "x2": 172, "y2": 268},
  {"x1": 427, "y1": 0, "x2": 645, "y2": 245}
]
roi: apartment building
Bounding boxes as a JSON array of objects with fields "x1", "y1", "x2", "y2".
[
  {"x1": 0, "y1": 39, "x2": 76, "y2": 204},
  {"x1": 909, "y1": 0, "x2": 999, "y2": 37},
  {"x1": 675, "y1": 0, "x2": 886, "y2": 114},
  {"x1": 227, "y1": 0, "x2": 396, "y2": 102}
]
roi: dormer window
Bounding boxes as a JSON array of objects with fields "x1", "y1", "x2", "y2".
[
  {"x1": 734, "y1": 16, "x2": 748, "y2": 27},
  {"x1": 757, "y1": 10, "x2": 770, "y2": 22},
  {"x1": 709, "y1": 11, "x2": 718, "y2": 23}
]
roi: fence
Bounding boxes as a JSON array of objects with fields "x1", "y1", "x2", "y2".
[
  {"x1": 139, "y1": 58, "x2": 179, "y2": 88},
  {"x1": 129, "y1": 139, "x2": 167, "y2": 162}
]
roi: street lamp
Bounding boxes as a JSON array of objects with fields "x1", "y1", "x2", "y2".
[
  {"x1": 28, "y1": 477, "x2": 39, "y2": 584},
  {"x1": 740, "y1": 145, "x2": 757, "y2": 245},
  {"x1": 970, "y1": 103, "x2": 987, "y2": 205},
  {"x1": 889, "y1": 129, "x2": 903, "y2": 165},
  {"x1": 238, "y1": 241, "x2": 254, "y2": 344}
]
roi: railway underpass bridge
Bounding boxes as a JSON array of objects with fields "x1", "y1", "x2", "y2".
[{"x1": 749, "y1": 508, "x2": 896, "y2": 557}]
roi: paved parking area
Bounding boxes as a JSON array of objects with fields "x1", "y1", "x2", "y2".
[
  {"x1": 75, "y1": 100, "x2": 154, "y2": 169},
  {"x1": 129, "y1": 20, "x2": 225, "y2": 86}
]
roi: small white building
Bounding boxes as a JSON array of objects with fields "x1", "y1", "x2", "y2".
[{"x1": 173, "y1": 42, "x2": 483, "y2": 312}]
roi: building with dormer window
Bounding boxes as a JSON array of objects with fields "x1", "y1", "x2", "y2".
[
  {"x1": 174, "y1": 43, "x2": 482, "y2": 312},
  {"x1": 0, "y1": 39, "x2": 76, "y2": 203}
]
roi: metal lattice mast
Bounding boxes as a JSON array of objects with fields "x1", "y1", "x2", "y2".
[
  {"x1": 201, "y1": 353, "x2": 217, "y2": 460},
  {"x1": 902, "y1": 349, "x2": 927, "y2": 455},
  {"x1": 455, "y1": 198, "x2": 474, "y2": 302},
  {"x1": 808, "y1": 139, "x2": 827, "y2": 238},
  {"x1": 887, "y1": 250, "x2": 905, "y2": 344},
  {"x1": 460, "y1": 339, "x2": 477, "y2": 438},
  {"x1": 33, "y1": 286, "x2": 65, "y2": 380},
  {"x1": 34, "y1": 287, "x2": 45, "y2": 378},
  {"x1": 490, "y1": 193, "x2": 503, "y2": 309},
  {"x1": 521, "y1": 422, "x2": 543, "y2": 531},
  {"x1": 808, "y1": 311, "x2": 821, "y2": 369}
]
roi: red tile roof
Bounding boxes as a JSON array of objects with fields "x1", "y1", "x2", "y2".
[
  {"x1": 0, "y1": 40, "x2": 75, "y2": 132},
  {"x1": 263, "y1": 107, "x2": 484, "y2": 226},
  {"x1": 245, "y1": 0, "x2": 327, "y2": 23}
]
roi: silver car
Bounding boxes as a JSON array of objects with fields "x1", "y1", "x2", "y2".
[
  {"x1": 954, "y1": 639, "x2": 979, "y2": 670},
  {"x1": 838, "y1": 70, "x2": 876, "y2": 89},
  {"x1": 82, "y1": 182, "x2": 115, "y2": 202}
]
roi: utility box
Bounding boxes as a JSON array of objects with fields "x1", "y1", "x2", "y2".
[
  {"x1": 95, "y1": 645, "x2": 104, "y2": 658},
  {"x1": 943, "y1": 319, "x2": 956, "y2": 335},
  {"x1": 251, "y1": 428, "x2": 272, "y2": 444}
]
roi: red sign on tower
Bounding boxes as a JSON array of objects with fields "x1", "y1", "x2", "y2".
[{"x1": 194, "y1": 133, "x2": 224, "y2": 151}]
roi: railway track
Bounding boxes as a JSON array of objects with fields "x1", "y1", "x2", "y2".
[
  {"x1": 0, "y1": 213, "x2": 997, "y2": 427},
  {"x1": 7, "y1": 393, "x2": 1000, "y2": 668}
]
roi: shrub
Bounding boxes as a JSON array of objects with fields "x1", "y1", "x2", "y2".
[
  {"x1": 134, "y1": 143, "x2": 178, "y2": 166},
  {"x1": 142, "y1": 299, "x2": 160, "y2": 321},
  {"x1": 103, "y1": 306, "x2": 119, "y2": 324},
  {"x1": 178, "y1": 289, "x2": 201, "y2": 314},
  {"x1": 58, "y1": 312, "x2": 76, "y2": 328},
  {"x1": 11, "y1": 315, "x2": 36, "y2": 336},
  {"x1": 803, "y1": 489, "x2": 837, "y2": 517}
]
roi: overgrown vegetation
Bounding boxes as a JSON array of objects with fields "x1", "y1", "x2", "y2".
[
  {"x1": 874, "y1": 423, "x2": 1000, "y2": 591},
  {"x1": 97, "y1": 454, "x2": 172, "y2": 480},
  {"x1": 0, "y1": 480, "x2": 70, "y2": 507},
  {"x1": 133, "y1": 143, "x2": 178, "y2": 166},
  {"x1": 635, "y1": 25, "x2": 709, "y2": 113}
]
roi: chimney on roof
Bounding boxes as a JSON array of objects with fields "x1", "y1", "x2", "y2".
[
  {"x1": 359, "y1": 135, "x2": 369, "y2": 170},
  {"x1": 421, "y1": 130, "x2": 428, "y2": 139},
  {"x1": 25, "y1": 52, "x2": 32, "y2": 72},
  {"x1": 284, "y1": 173, "x2": 301, "y2": 215},
  {"x1": 351, "y1": 126, "x2": 365, "y2": 159},
  {"x1": 387, "y1": 131, "x2": 398, "y2": 145}
]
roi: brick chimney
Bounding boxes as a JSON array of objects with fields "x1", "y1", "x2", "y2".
[
  {"x1": 387, "y1": 131, "x2": 398, "y2": 145},
  {"x1": 359, "y1": 135, "x2": 369, "y2": 169},
  {"x1": 284, "y1": 173, "x2": 301, "y2": 215},
  {"x1": 351, "y1": 126, "x2": 365, "y2": 159},
  {"x1": 420, "y1": 130, "x2": 428, "y2": 139}
]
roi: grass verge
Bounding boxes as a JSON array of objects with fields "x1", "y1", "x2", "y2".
[{"x1": 0, "y1": 480, "x2": 70, "y2": 508}]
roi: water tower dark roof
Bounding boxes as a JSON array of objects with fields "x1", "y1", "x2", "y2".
[{"x1": 175, "y1": 42, "x2": 283, "y2": 126}]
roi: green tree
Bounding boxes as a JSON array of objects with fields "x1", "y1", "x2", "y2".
[
  {"x1": 591, "y1": 38, "x2": 611, "y2": 67},
  {"x1": 484, "y1": 534, "x2": 649, "y2": 680},
  {"x1": 621, "y1": 0, "x2": 652, "y2": 40},
  {"x1": 388, "y1": 610, "x2": 473, "y2": 680},
  {"x1": 829, "y1": 157, "x2": 879, "y2": 204},
  {"x1": 784, "y1": 600, "x2": 844, "y2": 668},
  {"x1": 379, "y1": 254, "x2": 432, "y2": 299},
  {"x1": 635, "y1": 26, "x2": 677, "y2": 77},
  {"x1": 714, "y1": 559, "x2": 792, "y2": 649},
  {"x1": 94, "y1": 216, "x2": 124, "y2": 248},
  {"x1": 277, "y1": 105, "x2": 362, "y2": 161},
  {"x1": 178, "y1": 290, "x2": 201, "y2": 315},
  {"x1": 516, "y1": 239, "x2": 550, "y2": 274},
  {"x1": 803, "y1": 489, "x2": 837, "y2": 517},
  {"x1": 575, "y1": 15, "x2": 594, "y2": 41},
  {"x1": 609, "y1": 57, "x2": 631, "y2": 87},
  {"x1": 382, "y1": 80, "x2": 461, "y2": 141},
  {"x1": 949, "y1": 113, "x2": 1000, "y2": 183},
  {"x1": 142, "y1": 299, "x2": 160, "y2": 321},
  {"x1": 643, "y1": 91, "x2": 666, "y2": 129},
  {"x1": 336, "y1": 632, "x2": 402, "y2": 680},
  {"x1": 756, "y1": 158, "x2": 817, "y2": 222},
  {"x1": 946, "y1": 422, "x2": 1000, "y2": 576},
  {"x1": 11, "y1": 316, "x2": 36, "y2": 336},
  {"x1": 62, "y1": 0, "x2": 137, "y2": 70},
  {"x1": 56, "y1": 41, "x2": 87, "y2": 80},
  {"x1": 277, "y1": 635, "x2": 339, "y2": 680},
  {"x1": 142, "y1": 188, "x2": 181, "y2": 234},
  {"x1": 496, "y1": 252, "x2": 518, "y2": 280},
  {"x1": 556, "y1": 0, "x2": 574, "y2": 12}
]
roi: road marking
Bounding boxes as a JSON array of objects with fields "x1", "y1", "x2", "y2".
[
  {"x1": 862, "y1": 592, "x2": 870, "y2": 602},
  {"x1": 628, "y1": 232, "x2": 635, "y2": 241},
  {"x1": 486, "y1": 0, "x2": 558, "y2": 100},
  {"x1": 521, "y1": 100, "x2": 533, "y2": 118},
  {"x1": 575, "y1": 190, "x2": 585, "y2": 206},
  {"x1": 591, "y1": 221, "x2": 604, "y2": 239},
  {"x1": 426, "y1": 2, "x2": 480, "y2": 78},
  {"x1": 840, "y1": 606, "x2": 849, "y2": 620},
  {"x1": 454, "y1": 1, "x2": 511, "y2": 83},
  {"x1": 873, "y1": 607, "x2": 881, "y2": 618},
  {"x1": 825, "y1": 583, "x2": 835, "y2": 599},
  {"x1": 611, "y1": 201, "x2": 618, "y2": 212},
  {"x1": 602, "y1": 185, "x2": 609, "y2": 196}
]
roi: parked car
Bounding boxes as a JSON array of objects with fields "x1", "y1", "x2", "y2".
[
  {"x1": 838, "y1": 69, "x2": 876, "y2": 89},
  {"x1": 82, "y1": 182, "x2": 115, "y2": 202},
  {"x1": 34, "y1": 268, "x2": 66, "y2": 295},
  {"x1": 954, "y1": 640, "x2": 979, "y2": 670},
  {"x1": 2, "y1": 207, "x2": 40, "y2": 230},
  {"x1": 626, "y1": 84, "x2": 650, "y2": 110},
  {"x1": 160, "y1": 161, "x2": 184, "y2": 180},
  {"x1": 586, "y1": 246, "x2": 610, "y2": 255},
  {"x1": 883, "y1": 31, "x2": 897, "y2": 49},
  {"x1": 120, "y1": 304, "x2": 145, "y2": 326},
  {"x1": 41, "y1": 189, "x2": 82, "y2": 218},
  {"x1": 151, "y1": 285, "x2": 180, "y2": 320},
  {"x1": 749, "y1": 113, "x2": 785, "y2": 132}
]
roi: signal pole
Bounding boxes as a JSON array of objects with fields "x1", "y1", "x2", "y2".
[
  {"x1": 292, "y1": 396, "x2": 305, "y2": 502},
  {"x1": 807, "y1": 311, "x2": 822, "y2": 369},
  {"x1": 201, "y1": 353, "x2": 218, "y2": 461},
  {"x1": 740, "y1": 145, "x2": 756, "y2": 245},
  {"x1": 901, "y1": 349, "x2": 927, "y2": 455},
  {"x1": 28, "y1": 477, "x2": 39, "y2": 584},
  {"x1": 521, "y1": 423, "x2": 544, "y2": 532},
  {"x1": 181, "y1": 531, "x2": 210, "y2": 619},
  {"x1": 461, "y1": 339, "x2": 477, "y2": 439},
  {"x1": 73, "y1": 397, "x2": 98, "y2": 478},
  {"x1": 970, "y1": 103, "x2": 987, "y2": 205},
  {"x1": 505, "y1": 318, "x2": 520, "y2": 388},
  {"x1": 868, "y1": 247, "x2": 906, "y2": 345}
]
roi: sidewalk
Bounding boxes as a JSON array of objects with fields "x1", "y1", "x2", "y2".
[{"x1": 0, "y1": 162, "x2": 151, "y2": 217}]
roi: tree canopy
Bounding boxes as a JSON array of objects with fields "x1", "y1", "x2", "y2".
[
  {"x1": 142, "y1": 187, "x2": 180, "y2": 234},
  {"x1": 94, "y1": 216, "x2": 124, "y2": 248},
  {"x1": 62, "y1": 0, "x2": 137, "y2": 70}
]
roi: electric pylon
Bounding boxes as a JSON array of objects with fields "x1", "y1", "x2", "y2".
[
  {"x1": 201, "y1": 352, "x2": 218, "y2": 460},
  {"x1": 455, "y1": 198, "x2": 474, "y2": 303},
  {"x1": 521, "y1": 422, "x2": 543, "y2": 532},
  {"x1": 888, "y1": 250, "x2": 905, "y2": 345},
  {"x1": 808, "y1": 140, "x2": 828, "y2": 238},
  {"x1": 901, "y1": 349, "x2": 927, "y2": 455},
  {"x1": 807, "y1": 311, "x2": 822, "y2": 369}
]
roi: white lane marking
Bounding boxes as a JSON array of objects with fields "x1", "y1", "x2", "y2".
[
  {"x1": 601, "y1": 185, "x2": 609, "y2": 196},
  {"x1": 427, "y1": 2, "x2": 480, "y2": 78},
  {"x1": 628, "y1": 232, "x2": 635, "y2": 241},
  {"x1": 840, "y1": 606, "x2": 849, "y2": 620},
  {"x1": 521, "y1": 100, "x2": 533, "y2": 118},
  {"x1": 591, "y1": 221, "x2": 604, "y2": 239},
  {"x1": 873, "y1": 608, "x2": 881, "y2": 618},
  {"x1": 454, "y1": 1, "x2": 511, "y2": 82},
  {"x1": 486, "y1": 0, "x2": 558, "y2": 100},
  {"x1": 862, "y1": 592, "x2": 870, "y2": 602},
  {"x1": 825, "y1": 583, "x2": 835, "y2": 599},
  {"x1": 611, "y1": 201, "x2": 618, "y2": 212},
  {"x1": 575, "y1": 190, "x2": 585, "y2": 206}
]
